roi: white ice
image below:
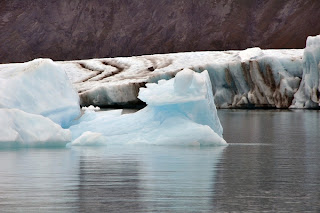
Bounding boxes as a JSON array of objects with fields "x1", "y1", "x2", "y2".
[
  {"x1": 69, "y1": 69, "x2": 226, "y2": 146},
  {"x1": 82, "y1": 105, "x2": 100, "y2": 111},
  {"x1": 291, "y1": 35, "x2": 320, "y2": 108},
  {"x1": 0, "y1": 108, "x2": 71, "y2": 148},
  {"x1": 67, "y1": 131, "x2": 107, "y2": 147},
  {"x1": 0, "y1": 58, "x2": 80, "y2": 127}
]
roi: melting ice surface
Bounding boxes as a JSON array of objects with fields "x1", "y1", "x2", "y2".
[{"x1": 69, "y1": 69, "x2": 227, "y2": 146}]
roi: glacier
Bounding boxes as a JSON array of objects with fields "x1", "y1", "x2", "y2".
[
  {"x1": 57, "y1": 47, "x2": 304, "y2": 109},
  {"x1": 54, "y1": 35, "x2": 319, "y2": 109},
  {"x1": 291, "y1": 35, "x2": 320, "y2": 108},
  {"x1": 1, "y1": 35, "x2": 320, "y2": 109},
  {"x1": 69, "y1": 69, "x2": 227, "y2": 146}
]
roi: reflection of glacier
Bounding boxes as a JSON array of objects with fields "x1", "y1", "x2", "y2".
[
  {"x1": 213, "y1": 110, "x2": 320, "y2": 212},
  {"x1": 75, "y1": 146, "x2": 225, "y2": 212}
]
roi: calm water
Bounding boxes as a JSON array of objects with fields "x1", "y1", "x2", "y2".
[{"x1": 0, "y1": 110, "x2": 319, "y2": 212}]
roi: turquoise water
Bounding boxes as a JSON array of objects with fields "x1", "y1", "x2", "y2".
[{"x1": 0, "y1": 110, "x2": 319, "y2": 212}]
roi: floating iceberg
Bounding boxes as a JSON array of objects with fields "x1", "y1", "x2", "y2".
[
  {"x1": 69, "y1": 69, "x2": 227, "y2": 146},
  {"x1": 0, "y1": 108, "x2": 71, "y2": 148},
  {"x1": 0, "y1": 58, "x2": 80, "y2": 127}
]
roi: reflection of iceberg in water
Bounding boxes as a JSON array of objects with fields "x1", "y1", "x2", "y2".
[
  {"x1": 138, "y1": 146, "x2": 226, "y2": 212},
  {"x1": 0, "y1": 149, "x2": 80, "y2": 212},
  {"x1": 0, "y1": 146, "x2": 225, "y2": 212},
  {"x1": 74, "y1": 145, "x2": 226, "y2": 212}
]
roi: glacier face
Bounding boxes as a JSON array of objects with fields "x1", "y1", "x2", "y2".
[
  {"x1": 69, "y1": 69, "x2": 226, "y2": 146},
  {"x1": 58, "y1": 34, "x2": 320, "y2": 109},
  {"x1": 57, "y1": 48, "x2": 305, "y2": 109},
  {"x1": 291, "y1": 35, "x2": 320, "y2": 108},
  {"x1": 0, "y1": 59, "x2": 81, "y2": 127}
]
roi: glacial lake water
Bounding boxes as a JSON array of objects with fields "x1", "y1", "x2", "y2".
[{"x1": 0, "y1": 110, "x2": 319, "y2": 212}]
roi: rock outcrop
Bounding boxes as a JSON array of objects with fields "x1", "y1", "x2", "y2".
[{"x1": 1, "y1": 0, "x2": 320, "y2": 63}]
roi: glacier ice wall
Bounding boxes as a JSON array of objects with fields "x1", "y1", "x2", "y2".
[
  {"x1": 69, "y1": 69, "x2": 226, "y2": 146},
  {"x1": 57, "y1": 48, "x2": 304, "y2": 109},
  {"x1": 0, "y1": 59, "x2": 80, "y2": 127},
  {"x1": 291, "y1": 35, "x2": 320, "y2": 108}
]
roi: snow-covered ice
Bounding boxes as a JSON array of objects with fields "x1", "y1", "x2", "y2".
[
  {"x1": 0, "y1": 108, "x2": 71, "y2": 148},
  {"x1": 69, "y1": 69, "x2": 226, "y2": 146},
  {"x1": 0, "y1": 58, "x2": 80, "y2": 127}
]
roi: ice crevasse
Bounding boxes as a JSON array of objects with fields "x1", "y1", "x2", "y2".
[{"x1": 69, "y1": 69, "x2": 227, "y2": 146}]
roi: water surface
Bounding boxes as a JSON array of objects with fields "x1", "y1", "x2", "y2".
[{"x1": 0, "y1": 110, "x2": 319, "y2": 212}]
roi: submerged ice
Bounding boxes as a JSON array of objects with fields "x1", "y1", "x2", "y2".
[{"x1": 69, "y1": 69, "x2": 227, "y2": 146}]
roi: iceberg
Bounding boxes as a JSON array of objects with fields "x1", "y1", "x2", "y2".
[
  {"x1": 0, "y1": 58, "x2": 80, "y2": 127},
  {"x1": 69, "y1": 69, "x2": 226, "y2": 146},
  {"x1": 0, "y1": 108, "x2": 71, "y2": 148}
]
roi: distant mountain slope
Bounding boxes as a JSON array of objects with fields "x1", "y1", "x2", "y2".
[{"x1": 1, "y1": 0, "x2": 320, "y2": 63}]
